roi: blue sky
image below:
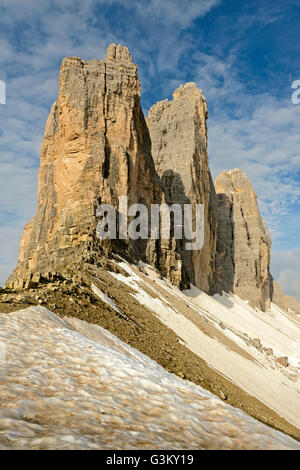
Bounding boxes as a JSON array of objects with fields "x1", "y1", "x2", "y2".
[{"x1": 0, "y1": 0, "x2": 300, "y2": 299}]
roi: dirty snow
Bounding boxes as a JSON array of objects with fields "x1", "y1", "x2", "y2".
[
  {"x1": 0, "y1": 306, "x2": 299, "y2": 450},
  {"x1": 111, "y1": 262, "x2": 300, "y2": 430},
  {"x1": 194, "y1": 288, "x2": 300, "y2": 367}
]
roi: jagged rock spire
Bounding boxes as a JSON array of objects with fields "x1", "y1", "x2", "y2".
[
  {"x1": 106, "y1": 43, "x2": 133, "y2": 62},
  {"x1": 147, "y1": 82, "x2": 218, "y2": 294},
  {"x1": 6, "y1": 44, "x2": 160, "y2": 285},
  {"x1": 215, "y1": 168, "x2": 272, "y2": 311},
  {"x1": 6, "y1": 45, "x2": 276, "y2": 310}
]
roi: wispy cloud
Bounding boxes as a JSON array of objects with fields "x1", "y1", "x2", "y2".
[
  {"x1": 272, "y1": 249, "x2": 300, "y2": 301},
  {"x1": 134, "y1": 0, "x2": 220, "y2": 28}
]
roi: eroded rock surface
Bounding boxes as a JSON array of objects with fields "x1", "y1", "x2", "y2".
[
  {"x1": 147, "y1": 83, "x2": 218, "y2": 294},
  {"x1": 6, "y1": 45, "x2": 289, "y2": 313},
  {"x1": 215, "y1": 169, "x2": 272, "y2": 311},
  {"x1": 6, "y1": 45, "x2": 159, "y2": 284}
]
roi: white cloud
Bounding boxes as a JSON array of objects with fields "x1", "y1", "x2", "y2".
[
  {"x1": 92, "y1": 0, "x2": 220, "y2": 29},
  {"x1": 0, "y1": 225, "x2": 26, "y2": 285},
  {"x1": 271, "y1": 250, "x2": 300, "y2": 301},
  {"x1": 135, "y1": 0, "x2": 220, "y2": 28}
]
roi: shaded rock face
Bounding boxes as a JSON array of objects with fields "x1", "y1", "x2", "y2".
[
  {"x1": 7, "y1": 44, "x2": 164, "y2": 285},
  {"x1": 215, "y1": 169, "x2": 272, "y2": 311},
  {"x1": 272, "y1": 281, "x2": 300, "y2": 315},
  {"x1": 147, "y1": 83, "x2": 218, "y2": 294}
]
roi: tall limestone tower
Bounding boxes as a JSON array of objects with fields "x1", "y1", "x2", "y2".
[
  {"x1": 6, "y1": 46, "x2": 220, "y2": 293},
  {"x1": 147, "y1": 83, "x2": 219, "y2": 294},
  {"x1": 7, "y1": 44, "x2": 163, "y2": 284},
  {"x1": 215, "y1": 169, "x2": 272, "y2": 311}
]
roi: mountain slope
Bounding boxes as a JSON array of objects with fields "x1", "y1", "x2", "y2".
[
  {"x1": 0, "y1": 306, "x2": 299, "y2": 450},
  {"x1": 1, "y1": 256, "x2": 299, "y2": 442},
  {"x1": 109, "y1": 259, "x2": 300, "y2": 430}
]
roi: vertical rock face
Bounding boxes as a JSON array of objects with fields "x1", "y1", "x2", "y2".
[
  {"x1": 147, "y1": 83, "x2": 218, "y2": 294},
  {"x1": 7, "y1": 44, "x2": 163, "y2": 282},
  {"x1": 215, "y1": 169, "x2": 272, "y2": 311}
]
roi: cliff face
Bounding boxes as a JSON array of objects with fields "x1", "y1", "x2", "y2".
[
  {"x1": 6, "y1": 44, "x2": 196, "y2": 289},
  {"x1": 215, "y1": 169, "x2": 272, "y2": 311},
  {"x1": 147, "y1": 83, "x2": 218, "y2": 294},
  {"x1": 7, "y1": 44, "x2": 162, "y2": 283}
]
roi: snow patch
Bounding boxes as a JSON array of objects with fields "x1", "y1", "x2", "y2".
[
  {"x1": 91, "y1": 283, "x2": 121, "y2": 314},
  {"x1": 0, "y1": 306, "x2": 299, "y2": 450}
]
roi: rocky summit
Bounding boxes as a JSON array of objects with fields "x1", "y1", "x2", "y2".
[
  {"x1": 4, "y1": 43, "x2": 298, "y2": 313},
  {"x1": 6, "y1": 45, "x2": 210, "y2": 292},
  {"x1": 272, "y1": 280, "x2": 300, "y2": 315},
  {"x1": 215, "y1": 169, "x2": 272, "y2": 311},
  {"x1": 147, "y1": 83, "x2": 218, "y2": 294},
  {"x1": 6, "y1": 44, "x2": 162, "y2": 284}
]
